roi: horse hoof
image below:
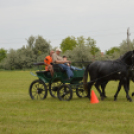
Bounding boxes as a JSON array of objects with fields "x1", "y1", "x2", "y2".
[
  {"x1": 127, "y1": 98, "x2": 133, "y2": 102},
  {"x1": 101, "y1": 97, "x2": 104, "y2": 101},
  {"x1": 132, "y1": 92, "x2": 134, "y2": 96},
  {"x1": 129, "y1": 99, "x2": 133, "y2": 102},
  {"x1": 114, "y1": 98, "x2": 117, "y2": 101}
]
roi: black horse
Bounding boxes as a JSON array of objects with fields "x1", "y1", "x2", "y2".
[
  {"x1": 99, "y1": 68, "x2": 134, "y2": 101},
  {"x1": 83, "y1": 51, "x2": 134, "y2": 102}
]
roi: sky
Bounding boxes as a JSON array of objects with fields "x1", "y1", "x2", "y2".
[{"x1": 0, "y1": 0, "x2": 134, "y2": 52}]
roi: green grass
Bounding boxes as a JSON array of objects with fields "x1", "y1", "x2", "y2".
[{"x1": 0, "y1": 71, "x2": 134, "y2": 134}]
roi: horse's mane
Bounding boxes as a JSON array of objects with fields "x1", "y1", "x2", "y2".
[
  {"x1": 91, "y1": 51, "x2": 133, "y2": 65},
  {"x1": 120, "y1": 51, "x2": 132, "y2": 61}
]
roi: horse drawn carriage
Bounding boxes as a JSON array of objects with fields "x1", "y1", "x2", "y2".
[
  {"x1": 29, "y1": 51, "x2": 134, "y2": 102},
  {"x1": 29, "y1": 63, "x2": 86, "y2": 101}
]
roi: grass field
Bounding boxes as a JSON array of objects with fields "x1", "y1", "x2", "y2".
[{"x1": 0, "y1": 71, "x2": 134, "y2": 134}]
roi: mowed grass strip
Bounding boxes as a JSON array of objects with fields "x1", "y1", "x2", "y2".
[{"x1": 0, "y1": 71, "x2": 134, "y2": 134}]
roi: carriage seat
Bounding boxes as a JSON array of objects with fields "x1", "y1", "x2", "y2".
[
  {"x1": 36, "y1": 70, "x2": 51, "y2": 78},
  {"x1": 52, "y1": 64, "x2": 65, "y2": 72}
]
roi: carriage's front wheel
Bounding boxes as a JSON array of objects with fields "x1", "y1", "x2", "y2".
[
  {"x1": 29, "y1": 79, "x2": 48, "y2": 100},
  {"x1": 57, "y1": 84, "x2": 73, "y2": 101}
]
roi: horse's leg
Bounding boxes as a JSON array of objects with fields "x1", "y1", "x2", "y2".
[
  {"x1": 123, "y1": 78, "x2": 132, "y2": 102},
  {"x1": 101, "y1": 81, "x2": 108, "y2": 98},
  {"x1": 114, "y1": 81, "x2": 122, "y2": 101},
  {"x1": 87, "y1": 82, "x2": 94, "y2": 100},
  {"x1": 94, "y1": 82, "x2": 103, "y2": 100}
]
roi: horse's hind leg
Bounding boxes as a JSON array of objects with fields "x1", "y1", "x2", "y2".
[
  {"x1": 95, "y1": 82, "x2": 103, "y2": 100},
  {"x1": 114, "y1": 81, "x2": 122, "y2": 101},
  {"x1": 87, "y1": 82, "x2": 94, "y2": 100},
  {"x1": 101, "y1": 81, "x2": 108, "y2": 98},
  {"x1": 123, "y1": 79, "x2": 132, "y2": 102}
]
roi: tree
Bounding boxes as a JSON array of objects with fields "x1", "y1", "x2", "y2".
[
  {"x1": 33, "y1": 35, "x2": 51, "y2": 57},
  {"x1": 77, "y1": 36, "x2": 85, "y2": 46},
  {"x1": 60, "y1": 36, "x2": 77, "y2": 53},
  {"x1": 16, "y1": 46, "x2": 36, "y2": 69},
  {"x1": 0, "y1": 48, "x2": 7, "y2": 62},
  {"x1": 63, "y1": 36, "x2": 99, "y2": 67},
  {"x1": 76, "y1": 36, "x2": 100, "y2": 60},
  {"x1": 26, "y1": 35, "x2": 35, "y2": 49},
  {"x1": 63, "y1": 45, "x2": 92, "y2": 67},
  {"x1": 1, "y1": 46, "x2": 37, "y2": 70},
  {"x1": 3, "y1": 49, "x2": 17, "y2": 70},
  {"x1": 26, "y1": 35, "x2": 51, "y2": 56},
  {"x1": 1, "y1": 35, "x2": 51, "y2": 70},
  {"x1": 106, "y1": 47, "x2": 120, "y2": 55},
  {"x1": 86, "y1": 37, "x2": 100, "y2": 57},
  {"x1": 119, "y1": 39, "x2": 134, "y2": 55},
  {"x1": 104, "y1": 39, "x2": 134, "y2": 60}
]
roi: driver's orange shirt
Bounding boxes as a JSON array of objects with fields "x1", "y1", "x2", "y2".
[{"x1": 44, "y1": 55, "x2": 52, "y2": 71}]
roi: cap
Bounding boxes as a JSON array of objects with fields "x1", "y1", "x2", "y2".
[{"x1": 56, "y1": 47, "x2": 62, "y2": 52}]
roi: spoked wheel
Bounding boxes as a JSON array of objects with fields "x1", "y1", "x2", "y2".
[
  {"x1": 49, "y1": 82, "x2": 62, "y2": 98},
  {"x1": 49, "y1": 83, "x2": 58, "y2": 98},
  {"x1": 29, "y1": 79, "x2": 47, "y2": 100},
  {"x1": 57, "y1": 84, "x2": 73, "y2": 101},
  {"x1": 76, "y1": 84, "x2": 87, "y2": 98}
]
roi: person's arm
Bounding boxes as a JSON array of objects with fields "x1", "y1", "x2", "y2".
[
  {"x1": 44, "y1": 62, "x2": 49, "y2": 66},
  {"x1": 55, "y1": 60, "x2": 71, "y2": 64},
  {"x1": 55, "y1": 60, "x2": 66, "y2": 64},
  {"x1": 44, "y1": 58, "x2": 50, "y2": 66},
  {"x1": 52, "y1": 53, "x2": 71, "y2": 64},
  {"x1": 44, "y1": 58, "x2": 52, "y2": 68},
  {"x1": 44, "y1": 62, "x2": 47, "y2": 65}
]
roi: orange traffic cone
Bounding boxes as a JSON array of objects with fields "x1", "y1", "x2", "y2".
[{"x1": 90, "y1": 90, "x2": 99, "y2": 104}]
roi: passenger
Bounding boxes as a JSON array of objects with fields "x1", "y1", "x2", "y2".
[
  {"x1": 63, "y1": 56, "x2": 84, "y2": 70},
  {"x1": 52, "y1": 48, "x2": 74, "y2": 79},
  {"x1": 44, "y1": 50, "x2": 54, "y2": 76}
]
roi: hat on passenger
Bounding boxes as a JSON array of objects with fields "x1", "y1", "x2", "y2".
[{"x1": 56, "y1": 47, "x2": 62, "y2": 52}]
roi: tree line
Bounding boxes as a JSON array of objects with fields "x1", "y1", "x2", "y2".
[{"x1": 0, "y1": 35, "x2": 134, "y2": 70}]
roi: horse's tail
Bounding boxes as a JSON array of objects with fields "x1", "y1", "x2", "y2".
[{"x1": 83, "y1": 64, "x2": 91, "y2": 94}]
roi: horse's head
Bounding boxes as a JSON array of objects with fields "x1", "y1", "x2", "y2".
[
  {"x1": 129, "y1": 50, "x2": 134, "y2": 68},
  {"x1": 131, "y1": 50, "x2": 134, "y2": 67},
  {"x1": 121, "y1": 50, "x2": 134, "y2": 66}
]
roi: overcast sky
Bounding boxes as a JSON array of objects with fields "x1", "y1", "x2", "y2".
[{"x1": 0, "y1": 0, "x2": 134, "y2": 52}]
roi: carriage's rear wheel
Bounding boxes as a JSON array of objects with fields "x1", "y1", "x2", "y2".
[
  {"x1": 29, "y1": 79, "x2": 47, "y2": 100},
  {"x1": 57, "y1": 84, "x2": 73, "y2": 101},
  {"x1": 49, "y1": 82, "x2": 63, "y2": 98}
]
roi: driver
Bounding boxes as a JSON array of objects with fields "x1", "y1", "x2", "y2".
[{"x1": 52, "y1": 48, "x2": 74, "y2": 79}]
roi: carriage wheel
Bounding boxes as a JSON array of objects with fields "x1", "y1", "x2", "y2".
[
  {"x1": 76, "y1": 84, "x2": 87, "y2": 98},
  {"x1": 29, "y1": 79, "x2": 48, "y2": 100},
  {"x1": 49, "y1": 83, "x2": 58, "y2": 98},
  {"x1": 49, "y1": 82, "x2": 62, "y2": 98},
  {"x1": 57, "y1": 84, "x2": 73, "y2": 101}
]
